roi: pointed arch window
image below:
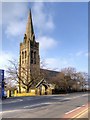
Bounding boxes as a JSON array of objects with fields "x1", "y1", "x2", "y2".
[
  {"x1": 22, "y1": 51, "x2": 24, "y2": 59},
  {"x1": 31, "y1": 50, "x2": 33, "y2": 59},
  {"x1": 31, "y1": 50, "x2": 33, "y2": 64},
  {"x1": 25, "y1": 51, "x2": 27, "y2": 58},
  {"x1": 34, "y1": 51, "x2": 36, "y2": 64}
]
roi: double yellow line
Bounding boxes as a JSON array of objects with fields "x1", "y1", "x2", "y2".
[{"x1": 70, "y1": 108, "x2": 89, "y2": 120}]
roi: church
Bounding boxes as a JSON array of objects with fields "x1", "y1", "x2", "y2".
[{"x1": 18, "y1": 10, "x2": 58, "y2": 96}]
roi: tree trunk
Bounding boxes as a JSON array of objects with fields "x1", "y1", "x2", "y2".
[
  {"x1": 19, "y1": 84, "x2": 21, "y2": 93},
  {"x1": 26, "y1": 87, "x2": 30, "y2": 93}
]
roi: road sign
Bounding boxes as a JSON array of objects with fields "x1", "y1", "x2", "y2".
[{"x1": 0, "y1": 69, "x2": 5, "y2": 98}]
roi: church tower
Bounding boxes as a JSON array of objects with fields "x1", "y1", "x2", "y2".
[{"x1": 19, "y1": 10, "x2": 40, "y2": 93}]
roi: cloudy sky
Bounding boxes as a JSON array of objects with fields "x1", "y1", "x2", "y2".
[{"x1": 0, "y1": 2, "x2": 88, "y2": 72}]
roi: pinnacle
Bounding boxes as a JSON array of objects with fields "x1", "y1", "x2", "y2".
[{"x1": 25, "y1": 9, "x2": 34, "y2": 41}]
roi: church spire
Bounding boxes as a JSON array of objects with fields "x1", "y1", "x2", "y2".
[{"x1": 25, "y1": 9, "x2": 35, "y2": 41}]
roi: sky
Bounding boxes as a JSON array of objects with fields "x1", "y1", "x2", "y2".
[{"x1": 0, "y1": 2, "x2": 88, "y2": 73}]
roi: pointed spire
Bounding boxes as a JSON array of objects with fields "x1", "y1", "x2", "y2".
[{"x1": 25, "y1": 9, "x2": 34, "y2": 41}]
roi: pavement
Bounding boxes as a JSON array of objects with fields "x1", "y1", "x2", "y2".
[{"x1": 0, "y1": 92, "x2": 89, "y2": 119}]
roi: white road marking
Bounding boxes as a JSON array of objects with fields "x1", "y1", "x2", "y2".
[
  {"x1": 82, "y1": 94, "x2": 88, "y2": 97},
  {"x1": 0, "y1": 109, "x2": 22, "y2": 114},
  {"x1": 23, "y1": 102, "x2": 52, "y2": 108},
  {"x1": 0, "y1": 102, "x2": 53, "y2": 114},
  {"x1": 65, "y1": 107, "x2": 81, "y2": 114},
  {"x1": 25, "y1": 97, "x2": 40, "y2": 101},
  {"x1": 2, "y1": 99, "x2": 23, "y2": 104},
  {"x1": 1, "y1": 105, "x2": 49, "y2": 115},
  {"x1": 2, "y1": 94, "x2": 88, "y2": 104},
  {"x1": 65, "y1": 103, "x2": 87, "y2": 115},
  {"x1": 53, "y1": 94, "x2": 88, "y2": 101},
  {"x1": 0, "y1": 102, "x2": 52, "y2": 114},
  {"x1": 71, "y1": 108, "x2": 88, "y2": 119},
  {"x1": 63, "y1": 98, "x2": 71, "y2": 100},
  {"x1": 2, "y1": 97, "x2": 41, "y2": 104},
  {"x1": 72, "y1": 96, "x2": 80, "y2": 99},
  {"x1": 82, "y1": 104, "x2": 86, "y2": 107}
]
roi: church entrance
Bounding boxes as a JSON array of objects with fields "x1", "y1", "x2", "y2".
[{"x1": 42, "y1": 84, "x2": 48, "y2": 95}]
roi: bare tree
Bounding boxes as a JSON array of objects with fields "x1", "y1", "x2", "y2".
[
  {"x1": 61, "y1": 67, "x2": 76, "y2": 78},
  {"x1": 51, "y1": 67, "x2": 88, "y2": 93},
  {"x1": 6, "y1": 59, "x2": 88, "y2": 94},
  {"x1": 75, "y1": 72, "x2": 88, "y2": 91},
  {"x1": 60, "y1": 67, "x2": 76, "y2": 91},
  {"x1": 6, "y1": 59, "x2": 49, "y2": 93},
  {"x1": 6, "y1": 59, "x2": 43, "y2": 93},
  {"x1": 4, "y1": 77, "x2": 17, "y2": 91}
]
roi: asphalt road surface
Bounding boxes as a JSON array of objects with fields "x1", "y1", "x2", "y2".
[{"x1": 0, "y1": 92, "x2": 89, "y2": 118}]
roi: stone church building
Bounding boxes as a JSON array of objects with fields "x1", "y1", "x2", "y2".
[{"x1": 18, "y1": 10, "x2": 57, "y2": 95}]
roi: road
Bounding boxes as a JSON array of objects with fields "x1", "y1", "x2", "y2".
[{"x1": 0, "y1": 92, "x2": 89, "y2": 119}]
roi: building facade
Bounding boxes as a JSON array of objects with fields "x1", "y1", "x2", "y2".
[
  {"x1": 18, "y1": 10, "x2": 56, "y2": 95},
  {"x1": 19, "y1": 10, "x2": 40, "y2": 93}
]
